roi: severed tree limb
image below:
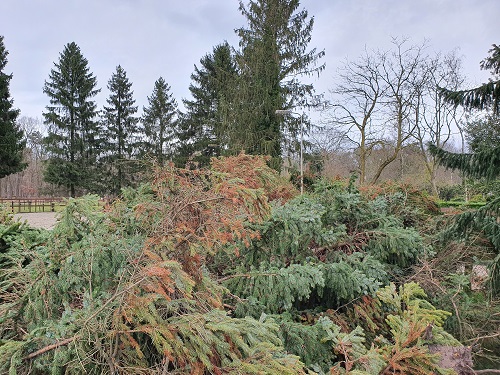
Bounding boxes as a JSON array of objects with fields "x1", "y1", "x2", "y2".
[
  {"x1": 24, "y1": 335, "x2": 78, "y2": 360},
  {"x1": 466, "y1": 331, "x2": 500, "y2": 343}
]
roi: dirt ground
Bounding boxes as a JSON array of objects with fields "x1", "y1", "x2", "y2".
[{"x1": 13, "y1": 212, "x2": 59, "y2": 230}]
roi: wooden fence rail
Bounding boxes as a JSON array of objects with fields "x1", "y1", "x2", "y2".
[{"x1": 0, "y1": 198, "x2": 67, "y2": 213}]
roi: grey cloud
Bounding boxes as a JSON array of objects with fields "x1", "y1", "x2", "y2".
[{"x1": 1, "y1": 0, "x2": 498, "y2": 118}]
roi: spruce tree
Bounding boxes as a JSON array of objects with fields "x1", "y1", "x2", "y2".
[
  {"x1": 432, "y1": 44, "x2": 500, "y2": 294},
  {"x1": 101, "y1": 65, "x2": 139, "y2": 195},
  {"x1": 433, "y1": 44, "x2": 500, "y2": 181},
  {"x1": 43, "y1": 42, "x2": 100, "y2": 196},
  {"x1": 141, "y1": 77, "x2": 177, "y2": 166},
  {"x1": 177, "y1": 42, "x2": 237, "y2": 168},
  {"x1": 232, "y1": 0, "x2": 325, "y2": 170},
  {"x1": 0, "y1": 36, "x2": 25, "y2": 179}
]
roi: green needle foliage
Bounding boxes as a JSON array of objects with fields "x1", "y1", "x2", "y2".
[
  {"x1": 179, "y1": 42, "x2": 237, "y2": 168},
  {"x1": 141, "y1": 77, "x2": 178, "y2": 166},
  {"x1": 0, "y1": 155, "x2": 308, "y2": 374},
  {"x1": 43, "y1": 42, "x2": 100, "y2": 197},
  {"x1": 231, "y1": 0, "x2": 325, "y2": 170},
  {"x1": 267, "y1": 283, "x2": 459, "y2": 374},
  {"x1": 0, "y1": 35, "x2": 26, "y2": 179},
  {"x1": 432, "y1": 44, "x2": 500, "y2": 297},
  {"x1": 1, "y1": 155, "x2": 467, "y2": 374},
  {"x1": 101, "y1": 65, "x2": 141, "y2": 195},
  {"x1": 220, "y1": 179, "x2": 430, "y2": 319},
  {"x1": 428, "y1": 143, "x2": 500, "y2": 182},
  {"x1": 439, "y1": 44, "x2": 500, "y2": 115}
]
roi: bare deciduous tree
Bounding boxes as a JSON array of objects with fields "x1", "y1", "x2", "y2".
[
  {"x1": 412, "y1": 51, "x2": 465, "y2": 195},
  {"x1": 325, "y1": 49, "x2": 386, "y2": 184},
  {"x1": 0, "y1": 116, "x2": 49, "y2": 197},
  {"x1": 324, "y1": 39, "x2": 463, "y2": 188},
  {"x1": 370, "y1": 39, "x2": 428, "y2": 184}
]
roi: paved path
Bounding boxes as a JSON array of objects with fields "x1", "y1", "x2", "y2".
[{"x1": 13, "y1": 212, "x2": 59, "y2": 230}]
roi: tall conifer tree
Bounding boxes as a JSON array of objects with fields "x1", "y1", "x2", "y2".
[
  {"x1": 432, "y1": 44, "x2": 500, "y2": 294},
  {"x1": 43, "y1": 42, "x2": 100, "y2": 196},
  {"x1": 233, "y1": 0, "x2": 325, "y2": 170},
  {"x1": 434, "y1": 44, "x2": 500, "y2": 180},
  {"x1": 178, "y1": 42, "x2": 237, "y2": 168},
  {"x1": 141, "y1": 77, "x2": 177, "y2": 166},
  {"x1": 0, "y1": 35, "x2": 25, "y2": 179},
  {"x1": 101, "y1": 65, "x2": 139, "y2": 195}
]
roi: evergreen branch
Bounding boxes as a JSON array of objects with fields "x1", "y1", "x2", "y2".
[
  {"x1": 24, "y1": 335, "x2": 78, "y2": 360},
  {"x1": 218, "y1": 273, "x2": 255, "y2": 282},
  {"x1": 171, "y1": 196, "x2": 226, "y2": 223},
  {"x1": 428, "y1": 143, "x2": 500, "y2": 181},
  {"x1": 438, "y1": 80, "x2": 500, "y2": 115},
  {"x1": 83, "y1": 275, "x2": 147, "y2": 325}
]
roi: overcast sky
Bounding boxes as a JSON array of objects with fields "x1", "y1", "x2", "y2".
[{"x1": 1, "y1": 0, "x2": 498, "y2": 121}]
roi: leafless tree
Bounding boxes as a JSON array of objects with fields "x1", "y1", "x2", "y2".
[
  {"x1": 324, "y1": 48, "x2": 386, "y2": 183},
  {"x1": 324, "y1": 39, "x2": 463, "y2": 187},
  {"x1": 412, "y1": 50, "x2": 465, "y2": 195},
  {"x1": 0, "y1": 116, "x2": 50, "y2": 197},
  {"x1": 370, "y1": 38, "x2": 429, "y2": 184}
]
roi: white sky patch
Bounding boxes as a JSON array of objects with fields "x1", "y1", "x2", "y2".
[{"x1": 1, "y1": 0, "x2": 498, "y2": 120}]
